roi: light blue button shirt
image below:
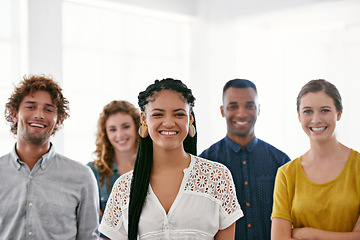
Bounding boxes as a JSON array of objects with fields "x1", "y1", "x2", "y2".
[{"x1": 0, "y1": 144, "x2": 100, "y2": 240}]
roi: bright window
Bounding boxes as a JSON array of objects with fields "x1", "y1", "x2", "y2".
[
  {"x1": 62, "y1": 0, "x2": 192, "y2": 163},
  {"x1": 0, "y1": 0, "x2": 26, "y2": 155}
]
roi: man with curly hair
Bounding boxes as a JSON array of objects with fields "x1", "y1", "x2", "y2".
[{"x1": 0, "y1": 75, "x2": 99, "y2": 239}]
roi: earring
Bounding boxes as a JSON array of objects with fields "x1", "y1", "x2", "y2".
[
  {"x1": 189, "y1": 124, "x2": 196, "y2": 138},
  {"x1": 138, "y1": 124, "x2": 148, "y2": 138}
]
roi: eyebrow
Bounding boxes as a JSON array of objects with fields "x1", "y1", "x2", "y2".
[
  {"x1": 301, "y1": 106, "x2": 332, "y2": 110},
  {"x1": 24, "y1": 101, "x2": 56, "y2": 108},
  {"x1": 151, "y1": 108, "x2": 186, "y2": 112},
  {"x1": 228, "y1": 102, "x2": 238, "y2": 105},
  {"x1": 228, "y1": 101, "x2": 255, "y2": 104}
]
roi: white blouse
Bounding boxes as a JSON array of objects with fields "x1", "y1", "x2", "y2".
[{"x1": 99, "y1": 155, "x2": 243, "y2": 240}]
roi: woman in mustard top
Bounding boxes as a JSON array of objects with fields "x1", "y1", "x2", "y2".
[{"x1": 271, "y1": 79, "x2": 360, "y2": 240}]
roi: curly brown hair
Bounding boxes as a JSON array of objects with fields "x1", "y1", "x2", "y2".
[
  {"x1": 93, "y1": 100, "x2": 140, "y2": 188},
  {"x1": 5, "y1": 74, "x2": 70, "y2": 136}
]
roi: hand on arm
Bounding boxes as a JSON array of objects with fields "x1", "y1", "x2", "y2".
[
  {"x1": 214, "y1": 222, "x2": 235, "y2": 240},
  {"x1": 353, "y1": 216, "x2": 360, "y2": 232}
]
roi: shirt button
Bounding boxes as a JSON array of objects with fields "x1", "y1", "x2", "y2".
[
  {"x1": 29, "y1": 175, "x2": 33, "y2": 180},
  {"x1": 28, "y1": 203, "x2": 33, "y2": 207},
  {"x1": 244, "y1": 181, "x2": 248, "y2": 185},
  {"x1": 247, "y1": 224, "x2": 251, "y2": 228},
  {"x1": 242, "y1": 161, "x2": 246, "y2": 165},
  {"x1": 246, "y1": 202, "x2": 250, "y2": 207},
  {"x1": 28, "y1": 231, "x2": 33, "y2": 236}
]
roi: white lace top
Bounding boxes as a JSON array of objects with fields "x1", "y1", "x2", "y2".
[{"x1": 99, "y1": 155, "x2": 243, "y2": 239}]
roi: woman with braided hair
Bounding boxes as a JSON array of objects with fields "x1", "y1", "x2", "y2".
[{"x1": 99, "y1": 78, "x2": 243, "y2": 239}]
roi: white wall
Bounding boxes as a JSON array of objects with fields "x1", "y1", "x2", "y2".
[
  {"x1": 191, "y1": 0, "x2": 360, "y2": 159},
  {"x1": 1, "y1": 0, "x2": 359, "y2": 161}
]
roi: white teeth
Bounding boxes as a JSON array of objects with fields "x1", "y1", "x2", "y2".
[
  {"x1": 161, "y1": 131, "x2": 177, "y2": 135},
  {"x1": 30, "y1": 123, "x2": 45, "y2": 128},
  {"x1": 235, "y1": 121, "x2": 247, "y2": 125},
  {"x1": 312, "y1": 127, "x2": 326, "y2": 132},
  {"x1": 118, "y1": 140, "x2": 127, "y2": 144}
]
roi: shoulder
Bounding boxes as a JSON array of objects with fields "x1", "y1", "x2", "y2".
[
  {"x1": 193, "y1": 155, "x2": 231, "y2": 173},
  {"x1": 187, "y1": 155, "x2": 235, "y2": 193},
  {"x1": 108, "y1": 171, "x2": 133, "y2": 206},
  {"x1": 199, "y1": 138, "x2": 227, "y2": 158},
  {"x1": 0, "y1": 153, "x2": 12, "y2": 176},
  {"x1": 257, "y1": 139, "x2": 288, "y2": 155},
  {"x1": 277, "y1": 157, "x2": 300, "y2": 174},
  {"x1": 350, "y1": 149, "x2": 360, "y2": 159},
  {"x1": 0, "y1": 152, "x2": 11, "y2": 164},
  {"x1": 112, "y1": 170, "x2": 133, "y2": 194},
  {"x1": 86, "y1": 161, "x2": 99, "y2": 174},
  {"x1": 53, "y1": 153, "x2": 95, "y2": 177},
  {"x1": 187, "y1": 156, "x2": 240, "y2": 215},
  {"x1": 348, "y1": 149, "x2": 360, "y2": 167},
  {"x1": 256, "y1": 139, "x2": 291, "y2": 161},
  {"x1": 86, "y1": 161, "x2": 95, "y2": 168}
]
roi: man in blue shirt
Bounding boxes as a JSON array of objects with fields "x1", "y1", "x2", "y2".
[
  {"x1": 199, "y1": 79, "x2": 290, "y2": 240},
  {"x1": 0, "y1": 75, "x2": 99, "y2": 239}
]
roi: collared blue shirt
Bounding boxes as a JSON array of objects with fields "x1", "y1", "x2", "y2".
[
  {"x1": 87, "y1": 159, "x2": 120, "y2": 239},
  {"x1": 200, "y1": 136, "x2": 290, "y2": 240},
  {"x1": 0, "y1": 144, "x2": 99, "y2": 240},
  {"x1": 87, "y1": 159, "x2": 120, "y2": 216}
]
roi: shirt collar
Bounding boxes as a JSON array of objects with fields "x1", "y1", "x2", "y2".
[
  {"x1": 10, "y1": 143, "x2": 56, "y2": 171},
  {"x1": 224, "y1": 135, "x2": 258, "y2": 153},
  {"x1": 111, "y1": 157, "x2": 119, "y2": 173}
]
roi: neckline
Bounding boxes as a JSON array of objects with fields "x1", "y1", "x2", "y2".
[
  {"x1": 298, "y1": 149, "x2": 354, "y2": 185},
  {"x1": 148, "y1": 154, "x2": 195, "y2": 217}
]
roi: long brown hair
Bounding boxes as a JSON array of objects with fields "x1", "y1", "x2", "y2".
[{"x1": 93, "y1": 100, "x2": 140, "y2": 187}]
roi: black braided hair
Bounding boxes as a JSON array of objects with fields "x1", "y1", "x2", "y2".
[{"x1": 128, "y1": 78, "x2": 197, "y2": 239}]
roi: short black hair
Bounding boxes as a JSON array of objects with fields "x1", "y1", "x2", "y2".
[{"x1": 223, "y1": 79, "x2": 257, "y2": 99}]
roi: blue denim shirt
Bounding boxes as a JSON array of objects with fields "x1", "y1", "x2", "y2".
[
  {"x1": 87, "y1": 159, "x2": 120, "y2": 238},
  {"x1": 0, "y1": 144, "x2": 100, "y2": 240},
  {"x1": 200, "y1": 136, "x2": 290, "y2": 240}
]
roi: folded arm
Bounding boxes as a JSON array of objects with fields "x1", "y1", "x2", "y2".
[{"x1": 272, "y1": 217, "x2": 360, "y2": 240}]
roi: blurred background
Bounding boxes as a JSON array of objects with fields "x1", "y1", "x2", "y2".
[{"x1": 1, "y1": 0, "x2": 360, "y2": 163}]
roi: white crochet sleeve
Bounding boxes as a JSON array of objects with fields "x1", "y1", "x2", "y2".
[
  {"x1": 99, "y1": 171, "x2": 133, "y2": 239},
  {"x1": 185, "y1": 156, "x2": 243, "y2": 229}
]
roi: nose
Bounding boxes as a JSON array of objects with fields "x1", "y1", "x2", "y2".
[
  {"x1": 116, "y1": 129, "x2": 124, "y2": 138},
  {"x1": 311, "y1": 112, "x2": 322, "y2": 124},
  {"x1": 162, "y1": 116, "x2": 175, "y2": 128},
  {"x1": 34, "y1": 108, "x2": 45, "y2": 119},
  {"x1": 236, "y1": 106, "x2": 247, "y2": 118}
]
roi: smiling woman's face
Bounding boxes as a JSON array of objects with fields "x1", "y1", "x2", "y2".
[
  {"x1": 141, "y1": 89, "x2": 193, "y2": 151},
  {"x1": 298, "y1": 91, "x2": 341, "y2": 142}
]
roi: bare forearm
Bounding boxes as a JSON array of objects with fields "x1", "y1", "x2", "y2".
[
  {"x1": 292, "y1": 227, "x2": 360, "y2": 240},
  {"x1": 271, "y1": 218, "x2": 296, "y2": 240}
]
